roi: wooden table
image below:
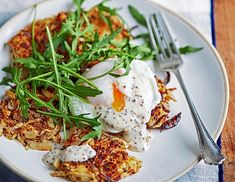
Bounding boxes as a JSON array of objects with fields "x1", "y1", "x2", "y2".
[{"x1": 215, "y1": 0, "x2": 235, "y2": 181}]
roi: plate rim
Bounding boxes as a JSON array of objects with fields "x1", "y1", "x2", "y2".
[{"x1": 0, "y1": 0, "x2": 229, "y2": 181}]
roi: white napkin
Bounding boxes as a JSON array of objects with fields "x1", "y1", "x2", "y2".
[
  {"x1": 153, "y1": 0, "x2": 212, "y2": 42},
  {"x1": 0, "y1": 0, "x2": 218, "y2": 181}
]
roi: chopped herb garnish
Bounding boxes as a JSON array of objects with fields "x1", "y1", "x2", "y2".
[
  {"x1": 128, "y1": 5, "x2": 147, "y2": 27},
  {"x1": 81, "y1": 125, "x2": 102, "y2": 141},
  {"x1": 179, "y1": 45, "x2": 203, "y2": 54}
]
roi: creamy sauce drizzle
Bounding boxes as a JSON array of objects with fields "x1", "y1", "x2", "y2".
[
  {"x1": 42, "y1": 144, "x2": 96, "y2": 168},
  {"x1": 96, "y1": 81, "x2": 153, "y2": 152},
  {"x1": 61, "y1": 145, "x2": 96, "y2": 162}
]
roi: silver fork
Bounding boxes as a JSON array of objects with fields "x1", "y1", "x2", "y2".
[{"x1": 147, "y1": 13, "x2": 225, "y2": 165}]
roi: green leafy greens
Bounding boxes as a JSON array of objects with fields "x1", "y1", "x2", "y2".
[
  {"x1": 128, "y1": 5, "x2": 203, "y2": 59},
  {"x1": 128, "y1": 5, "x2": 147, "y2": 27},
  {"x1": 97, "y1": 0, "x2": 120, "y2": 32},
  {"x1": 179, "y1": 45, "x2": 203, "y2": 54}
]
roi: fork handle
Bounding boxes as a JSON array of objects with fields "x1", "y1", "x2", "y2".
[{"x1": 173, "y1": 69, "x2": 225, "y2": 165}]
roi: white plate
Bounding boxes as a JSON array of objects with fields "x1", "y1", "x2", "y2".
[{"x1": 0, "y1": 0, "x2": 229, "y2": 181}]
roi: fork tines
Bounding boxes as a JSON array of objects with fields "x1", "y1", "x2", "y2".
[{"x1": 146, "y1": 13, "x2": 183, "y2": 69}]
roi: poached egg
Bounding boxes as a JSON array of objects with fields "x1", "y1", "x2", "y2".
[{"x1": 70, "y1": 59, "x2": 161, "y2": 152}]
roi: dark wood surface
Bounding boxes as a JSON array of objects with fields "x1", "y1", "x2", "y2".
[{"x1": 214, "y1": 0, "x2": 235, "y2": 181}]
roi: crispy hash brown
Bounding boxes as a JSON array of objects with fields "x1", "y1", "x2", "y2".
[
  {"x1": 51, "y1": 133, "x2": 142, "y2": 182},
  {"x1": 8, "y1": 7, "x2": 129, "y2": 60},
  {"x1": 147, "y1": 79, "x2": 177, "y2": 129},
  {"x1": 0, "y1": 90, "x2": 61, "y2": 150},
  {"x1": 8, "y1": 12, "x2": 68, "y2": 59}
]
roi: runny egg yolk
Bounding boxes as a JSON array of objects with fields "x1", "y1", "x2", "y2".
[{"x1": 112, "y1": 83, "x2": 125, "y2": 112}]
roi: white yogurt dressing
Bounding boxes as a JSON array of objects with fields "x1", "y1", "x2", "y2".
[
  {"x1": 42, "y1": 144, "x2": 96, "y2": 168},
  {"x1": 42, "y1": 149, "x2": 62, "y2": 168},
  {"x1": 61, "y1": 145, "x2": 96, "y2": 162}
]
